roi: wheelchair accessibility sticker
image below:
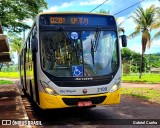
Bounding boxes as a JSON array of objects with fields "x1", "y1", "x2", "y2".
[{"x1": 72, "y1": 65, "x2": 83, "y2": 77}]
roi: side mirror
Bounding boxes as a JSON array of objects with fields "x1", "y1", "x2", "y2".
[
  {"x1": 31, "y1": 37, "x2": 38, "y2": 52},
  {"x1": 121, "y1": 35, "x2": 127, "y2": 47}
]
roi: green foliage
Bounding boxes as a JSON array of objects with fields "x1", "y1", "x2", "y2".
[
  {"x1": 98, "y1": 9, "x2": 110, "y2": 14},
  {"x1": 0, "y1": 80, "x2": 14, "y2": 85},
  {"x1": 145, "y1": 53, "x2": 160, "y2": 68},
  {"x1": 121, "y1": 48, "x2": 146, "y2": 73},
  {"x1": 121, "y1": 88, "x2": 160, "y2": 104},
  {"x1": 121, "y1": 48, "x2": 160, "y2": 73},
  {"x1": 0, "y1": 62, "x2": 9, "y2": 72},
  {"x1": 1, "y1": 65, "x2": 18, "y2": 72},
  {"x1": 123, "y1": 63, "x2": 130, "y2": 75},
  {"x1": 9, "y1": 33, "x2": 23, "y2": 56},
  {"x1": 122, "y1": 73, "x2": 160, "y2": 84},
  {"x1": 0, "y1": 0, "x2": 47, "y2": 32},
  {"x1": 121, "y1": 48, "x2": 133, "y2": 61}
]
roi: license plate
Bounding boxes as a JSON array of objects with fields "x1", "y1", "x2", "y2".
[{"x1": 78, "y1": 101, "x2": 92, "y2": 107}]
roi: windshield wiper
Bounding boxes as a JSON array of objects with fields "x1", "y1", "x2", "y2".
[
  {"x1": 91, "y1": 39, "x2": 95, "y2": 65},
  {"x1": 90, "y1": 28, "x2": 101, "y2": 65},
  {"x1": 94, "y1": 27, "x2": 101, "y2": 52}
]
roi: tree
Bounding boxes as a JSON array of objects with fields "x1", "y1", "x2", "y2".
[
  {"x1": 9, "y1": 33, "x2": 23, "y2": 56},
  {"x1": 99, "y1": 9, "x2": 110, "y2": 14},
  {"x1": 129, "y1": 5, "x2": 159, "y2": 78},
  {"x1": 0, "y1": 62, "x2": 9, "y2": 72},
  {"x1": 121, "y1": 48, "x2": 132, "y2": 61},
  {"x1": 0, "y1": 0, "x2": 47, "y2": 33},
  {"x1": 121, "y1": 48, "x2": 145, "y2": 73},
  {"x1": 151, "y1": 8, "x2": 160, "y2": 41}
]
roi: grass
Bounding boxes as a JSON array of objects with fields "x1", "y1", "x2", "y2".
[
  {"x1": 122, "y1": 73, "x2": 160, "y2": 84},
  {"x1": 0, "y1": 72, "x2": 159, "y2": 84},
  {"x1": 121, "y1": 88, "x2": 160, "y2": 104},
  {"x1": 0, "y1": 80, "x2": 14, "y2": 85},
  {"x1": 0, "y1": 72, "x2": 19, "y2": 78}
]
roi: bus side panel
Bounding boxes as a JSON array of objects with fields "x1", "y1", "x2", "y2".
[
  {"x1": 32, "y1": 52, "x2": 40, "y2": 104},
  {"x1": 20, "y1": 49, "x2": 27, "y2": 94}
]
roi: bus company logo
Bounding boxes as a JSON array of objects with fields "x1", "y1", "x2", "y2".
[
  {"x1": 75, "y1": 77, "x2": 93, "y2": 81},
  {"x1": 83, "y1": 89, "x2": 87, "y2": 94},
  {"x1": 2, "y1": 120, "x2": 11, "y2": 125}
]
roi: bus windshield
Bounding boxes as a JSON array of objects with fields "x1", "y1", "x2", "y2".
[{"x1": 40, "y1": 30, "x2": 118, "y2": 77}]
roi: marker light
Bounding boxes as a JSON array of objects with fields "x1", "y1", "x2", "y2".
[{"x1": 40, "y1": 81, "x2": 58, "y2": 95}]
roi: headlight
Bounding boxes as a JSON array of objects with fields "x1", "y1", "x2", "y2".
[
  {"x1": 109, "y1": 81, "x2": 120, "y2": 92},
  {"x1": 40, "y1": 81, "x2": 58, "y2": 95}
]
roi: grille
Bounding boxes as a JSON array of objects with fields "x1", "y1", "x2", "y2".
[{"x1": 62, "y1": 96, "x2": 106, "y2": 106}]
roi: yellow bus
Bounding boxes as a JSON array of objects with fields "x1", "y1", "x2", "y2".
[{"x1": 19, "y1": 12, "x2": 127, "y2": 109}]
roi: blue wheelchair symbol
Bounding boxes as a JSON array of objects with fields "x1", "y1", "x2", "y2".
[{"x1": 72, "y1": 65, "x2": 83, "y2": 77}]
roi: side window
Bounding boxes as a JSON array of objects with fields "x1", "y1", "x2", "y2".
[
  {"x1": 27, "y1": 39, "x2": 30, "y2": 62},
  {"x1": 26, "y1": 24, "x2": 37, "y2": 63},
  {"x1": 21, "y1": 50, "x2": 24, "y2": 66},
  {"x1": 28, "y1": 36, "x2": 32, "y2": 62},
  {"x1": 24, "y1": 44, "x2": 27, "y2": 63}
]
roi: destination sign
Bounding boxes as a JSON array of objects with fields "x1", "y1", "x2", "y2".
[
  {"x1": 39, "y1": 14, "x2": 116, "y2": 26},
  {"x1": 50, "y1": 17, "x2": 89, "y2": 25}
]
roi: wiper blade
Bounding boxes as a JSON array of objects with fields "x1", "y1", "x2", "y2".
[
  {"x1": 94, "y1": 28, "x2": 101, "y2": 52},
  {"x1": 91, "y1": 39, "x2": 95, "y2": 65},
  {"x1": 90, "y1": 28, "x2": 101, "y2": 65}
]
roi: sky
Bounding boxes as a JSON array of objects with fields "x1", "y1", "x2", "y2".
[
  {"x1": 13, "y1": 0, "x2": 160, "y2": 63},
  {"x1": 43, "y1": 0, "x2": 160, "y2": 54}
]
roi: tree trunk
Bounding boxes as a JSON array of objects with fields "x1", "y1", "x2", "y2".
[
  {"x1": 0, "y1": 63, "x2": 3, "y2": 72},
  {"x1": 139, "y1": 48, "x2": 144, "y2": 79}
]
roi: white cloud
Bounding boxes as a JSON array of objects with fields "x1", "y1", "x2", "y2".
[
  {"x1": 118, "y1": 16, "x2": 137, "y2": 35},
  {"x1": 117, "y1": 17, "x2": 125, "y2": 24},
  {"x1": 127, "y1": 38, "x2": 160, "y2": 54},
  {"x1": 146, "y1": 39, "x2": 160, "y2": 53},
  {"x1": 128, "y1": 40, "x2": 142, "y2": 53},
  {"x1": 80, "y1": 0, "x2": 109, "y2": 6},
  {"x1": 151, "y1": 39, "x2": 160, "y2": 46},
  {"x1": 45, "y1": 6, "x2": 58, "y2": 12},
  {"x1": 61, "y1": 2, "x2": 73, "y2": 8},
  {"x1": 22, "y1": 18, "x2": 33, "y2": 24},
  {"x1": 141, "y1": 0, "x2": 160, "y2": 10},
  {"x1": 44, "y1": 2, "x2": 73, "y2": 12}
]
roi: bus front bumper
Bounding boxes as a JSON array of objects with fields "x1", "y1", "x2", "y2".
[{"x1": 38, "y1": 89, "x2": 121, "y2": 109}]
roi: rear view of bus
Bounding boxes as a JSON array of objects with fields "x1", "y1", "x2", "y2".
[{"x1": 21, "y1": 12, "x2": 127, "y2": 109}]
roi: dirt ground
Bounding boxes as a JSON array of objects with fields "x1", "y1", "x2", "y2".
[{"x1": 122, "y1": 82, "x2": 160, "y2": 90}]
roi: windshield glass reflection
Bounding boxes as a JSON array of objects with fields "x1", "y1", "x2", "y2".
[{"x1": 40, "y1": 30, "x2": 118, "y2": 77}]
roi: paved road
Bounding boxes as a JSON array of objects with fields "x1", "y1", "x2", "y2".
[
  {"x1": 21, "y1": 83, "x2": 160, "y2": 128},
  {"x1": 2, "y1": 79, "x2": 159, "y2": 127}
]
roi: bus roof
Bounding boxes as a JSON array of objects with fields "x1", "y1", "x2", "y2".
[{"x1": 37, "y1": 12, "x2": 113, "y2": 17}]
